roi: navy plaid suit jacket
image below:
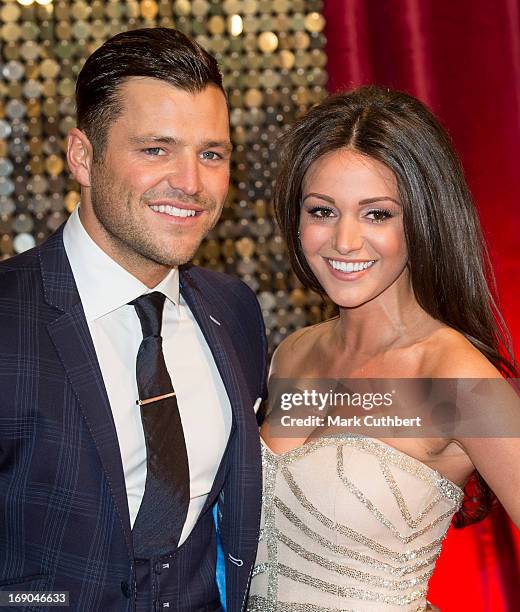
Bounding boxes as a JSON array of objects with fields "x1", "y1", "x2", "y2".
[{"x1": 0, "y1": 226, "x2": 267, "y2": 611}]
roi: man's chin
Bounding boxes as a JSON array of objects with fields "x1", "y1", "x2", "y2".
[{"x1": 145, "y1": 245, "x2": 202, "y2": 269}]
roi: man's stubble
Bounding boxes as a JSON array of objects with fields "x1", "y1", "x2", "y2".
[{"x1": 88, "y1": 159, "x2": 220, "y2": 270}]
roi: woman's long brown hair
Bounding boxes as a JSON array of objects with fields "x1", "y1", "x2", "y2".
[{"x1": 274, "y1": 86, "x2": 517, "y2": 526}]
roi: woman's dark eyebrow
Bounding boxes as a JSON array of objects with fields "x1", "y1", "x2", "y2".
[
  {"x1": 359, "y1": 196, "x2": 401, "y2": 206},
  {"x1": 302, "y1": 193, "x2": 400, "y2": 206},
  {"x1": 302, "y1": 192, "x2": 335, "y2": 204}
]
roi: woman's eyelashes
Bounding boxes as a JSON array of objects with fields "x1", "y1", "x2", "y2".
[
  {"x1": 307, "y1": 205, "x2": 336, "y2": 218},
  {"x1": 365, "y1": 208, "x2": 394, "y2": 223},
  {"x1": 304, "y1": 205, "x2": 396, "y2": 222}
]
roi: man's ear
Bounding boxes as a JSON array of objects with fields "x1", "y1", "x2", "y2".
[{"x1": 67, "y1": 128, "x2": 94, "y2": 187}]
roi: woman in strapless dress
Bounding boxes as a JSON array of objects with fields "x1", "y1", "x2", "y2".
[{"x1": 247, "y1": 86, "x2": 519, "y2": 612}]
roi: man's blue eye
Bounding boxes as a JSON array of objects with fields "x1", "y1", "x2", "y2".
[
  {"x1": 201, "y1": 151, "x2": 221, "y2": 160},
  {"x1": 144, "y1": 147, "x2": 164, "y2": 156}
]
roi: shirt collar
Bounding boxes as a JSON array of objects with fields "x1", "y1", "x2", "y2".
[{"x1": 62, "y1": 206, "x2": 180, "y2": 322}]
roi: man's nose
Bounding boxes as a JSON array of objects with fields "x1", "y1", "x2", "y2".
[
  {"x1": 166, "y1": 153, "x2": 201, "y2": 196},
  {"x1": 332, "y1": 218, "x2": 364, "y2": 254}
]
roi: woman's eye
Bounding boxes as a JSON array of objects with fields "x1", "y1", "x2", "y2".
[
  {"x1": 143, "y1": 147, "x2": 165, "y2": 156},
  {"x1": 366, "y1": 208, "x2": 393, "y2": 223},
  {"x1": 308, "y1": 206, "x2": 335, "y2": 218}
]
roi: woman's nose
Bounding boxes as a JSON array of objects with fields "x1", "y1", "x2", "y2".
[{"x1": 332, "y1": 218, "x2": 364, "y2": 254}]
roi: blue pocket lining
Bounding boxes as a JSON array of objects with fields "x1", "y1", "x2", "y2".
[{"x1": 212, "y1": 502, "x2": 227, "y2": 610}]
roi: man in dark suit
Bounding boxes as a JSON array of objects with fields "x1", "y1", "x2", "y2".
[{"x1": 0, "y1": 28, "x2": 266, "y2": 611}]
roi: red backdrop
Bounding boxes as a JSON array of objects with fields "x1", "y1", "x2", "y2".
[{"x1": 323, "y1": 1, "x2": 520, "y2": 610}]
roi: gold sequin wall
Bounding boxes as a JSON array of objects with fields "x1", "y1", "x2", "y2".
[{"x1": 0, "y1": 0, "x2": 328, "y2": 350}]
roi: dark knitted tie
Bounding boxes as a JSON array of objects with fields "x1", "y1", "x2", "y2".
[{"x1": 130, "y1": 291, "x2": 189, "y2": 557}]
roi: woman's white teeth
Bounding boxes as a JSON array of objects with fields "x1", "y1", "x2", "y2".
[
  {"x1": 150, "y1": 204, "x2": 196, "y2": 218},
  {"x1": 328, "y1": 259, "x2": 375, "y2": 273}
]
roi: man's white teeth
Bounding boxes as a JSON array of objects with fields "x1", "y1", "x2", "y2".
[
  {"x1": 150, "y1": 204, "x2": 197, "y2": 218},
  {"x1": 328, "y1": 259, "x2": 375, "y2": 273}
]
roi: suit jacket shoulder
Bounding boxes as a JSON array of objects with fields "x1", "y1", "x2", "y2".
[
  {"x1": 0, "y1": 229, "x2": 78, "y2": 309},
  {"x1": 0, "y1": 246, "x2": 56, "y2": 333},
  {"x1": 0, "y1": 245, "x2": 40, "y2": 286}
]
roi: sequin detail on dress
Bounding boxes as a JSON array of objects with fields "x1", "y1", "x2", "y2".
[{"x1": 247, "y1": 435, "x2": 463, "y2": 611}]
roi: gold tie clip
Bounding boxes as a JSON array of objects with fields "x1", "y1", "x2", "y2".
[{"x1": 136, "y1": 392, "x2": 176, "y2": 406}]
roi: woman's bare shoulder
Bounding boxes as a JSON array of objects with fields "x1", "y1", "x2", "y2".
[
  {"x1": 270, "y1": 319, "x2": 335, "y2": 377},
  {"x1": 421, "y1": 326, "x2": 502, "y2": 379}
]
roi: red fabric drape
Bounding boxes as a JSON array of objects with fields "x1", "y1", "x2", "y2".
[{"x1": 323, "y1": 1, "x2": 520, "y2": 610}]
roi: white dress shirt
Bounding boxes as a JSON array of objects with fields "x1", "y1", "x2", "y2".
[{"x1": 63, "y1": 206, "x2": 232, "y2": 546}]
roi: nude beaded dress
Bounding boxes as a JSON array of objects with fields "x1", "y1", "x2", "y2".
[{"x1": 247, "y1": 435, "x2": 463, "y2": 612}]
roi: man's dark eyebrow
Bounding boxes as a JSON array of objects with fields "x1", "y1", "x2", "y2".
[
  {"x1": 201, "y1": 140, "x2": 234, "y2": 154},
  {"x1": 128, "y1": 136, "x2": 233, "y2": 154},
  {"x1": 129, "y1": 136, "x2": 177, "y2": 145}
]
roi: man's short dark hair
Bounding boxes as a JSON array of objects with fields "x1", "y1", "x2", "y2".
[{"x1": 75, "y1": 27, "x2": 224, "y2": 155}]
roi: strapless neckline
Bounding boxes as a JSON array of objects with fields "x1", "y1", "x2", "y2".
[
  {"x1": 249, "y1": 434, "x2": 463, "y2": 610},
  {"x1": 259, "y1": 434, "x2": 464, "y2": 496}
]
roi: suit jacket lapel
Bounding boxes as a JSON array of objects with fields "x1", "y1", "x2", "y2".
[
  {"x1": 39, "y1": 228, "x2": 133, "y2": 556},
  {"x1": 180, "y1": 267, "x2": 251, "y2": 511},
  {"x1": 180, "y1": 266, "x2": 249, "y2": 423}
]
